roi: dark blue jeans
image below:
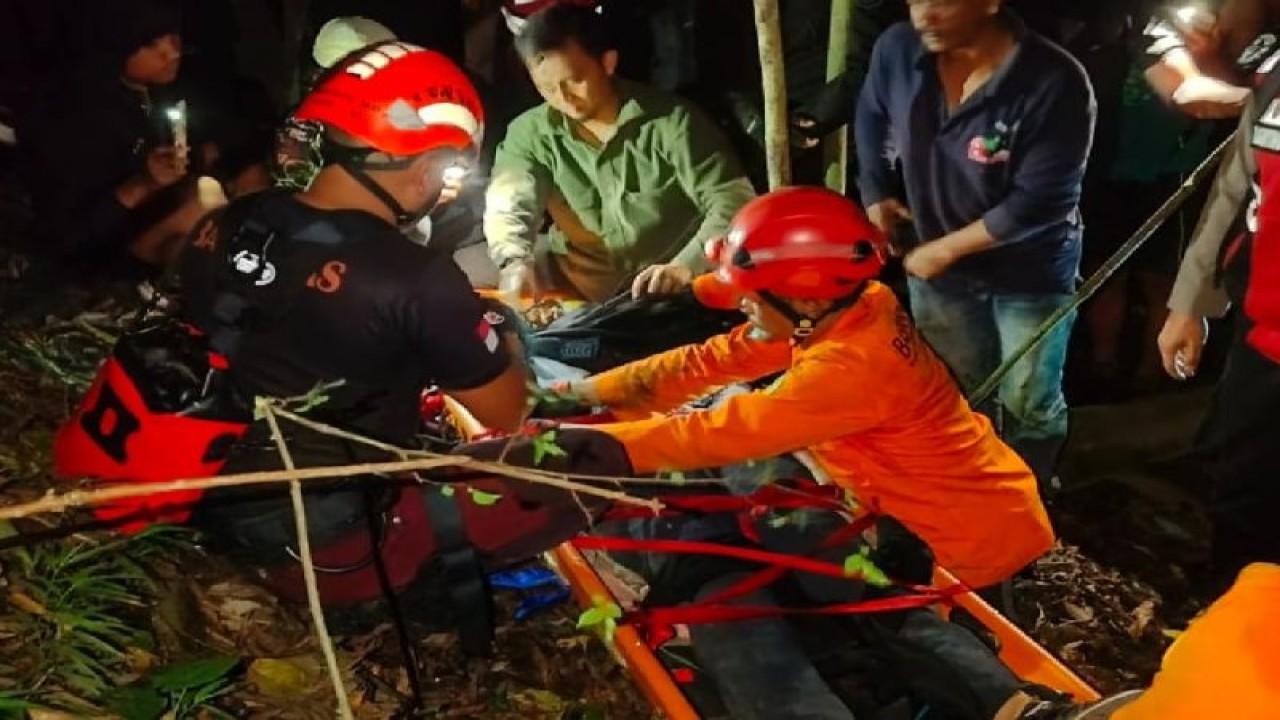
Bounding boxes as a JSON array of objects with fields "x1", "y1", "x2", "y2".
[{"x1": 907, "y1": 275, "x2": 1075, "y2": 483}]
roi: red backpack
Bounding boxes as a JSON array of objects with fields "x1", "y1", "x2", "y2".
[{"x1": 53, "y1": 317, "x2": 250, "y2": 532}]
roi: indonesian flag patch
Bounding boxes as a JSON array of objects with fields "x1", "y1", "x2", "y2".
[{"x1": 476, "y1": 317, "x2": 500, "y2": 353}]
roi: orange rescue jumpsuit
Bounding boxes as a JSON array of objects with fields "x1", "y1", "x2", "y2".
[
  {"x1": 592, "y1": 282, "x2": 1053, "y2": 588},
  {"x1": 1112, "y1": 562, "x2": 1280, "y2": 720}
]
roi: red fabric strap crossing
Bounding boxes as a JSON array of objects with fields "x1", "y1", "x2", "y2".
[
  {"x1": 573, "y1": 510, "x2": 966, "y2": 649},
  {"x1": 628, "y1": 590, "x2": 963, "y2": 648}
]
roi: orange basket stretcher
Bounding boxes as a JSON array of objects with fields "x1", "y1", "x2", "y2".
[{"x1": 443, "y1": 397, "x2": 1099, "y2": 718}]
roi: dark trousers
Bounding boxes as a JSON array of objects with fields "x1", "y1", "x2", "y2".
[
  {"x1": 598, "y1": 507, "x2": 1021, "y2": 720},
  {"x1": 1202, "y1": 339, "x2": 1280, "y2": 591}
]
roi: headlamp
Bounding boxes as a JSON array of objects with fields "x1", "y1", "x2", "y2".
[
  {"x1": 1172, "y1": 4, "x2": 1215, "y2": 31},
  {"x1": 442, "y1": 163, "x2": 469, "y2": 185}
]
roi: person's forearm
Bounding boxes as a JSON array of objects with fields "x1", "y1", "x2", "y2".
[
  {"x1": 681, "y1": 178, "x2": 757, "y2": 268},
  {"x1": 483, "y1": 173, "x2": 541, "y2": 267},
  {"x1": 591, "y1": 324, "x2": 791, "y2": 417},
  {"x1": 1168, "y1": 106, "x2": 1255, "y2": 317},
  {"x1": 673, "y1": 236, "x2": 711, "y2": 270},
  {"x1": 932, "y1": 219, "x2": 996, "y2": 259}
]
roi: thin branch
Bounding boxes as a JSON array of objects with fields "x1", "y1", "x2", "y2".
[
  {"x1": 270, "y1": 405, "x2": 667, "y2": 507},
  {"x1": 259, "y1": 400, "x2": 353, "y2": 720},
  {"x1": 273, "y1": 405, "x2": 720, "y2": 487},
  {"x1": 0, "y1": 451, "x2": 659, "y2": 525}
]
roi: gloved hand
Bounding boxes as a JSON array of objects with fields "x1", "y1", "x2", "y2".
[{"x1": 498, "y1": 259, "x2": 540, "y2": 308}]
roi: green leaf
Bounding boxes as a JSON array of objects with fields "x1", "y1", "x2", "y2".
[
  {"x1": 661, "y1": 470, "x2": 687, "y2": 486},
  {"x1": 0, "y1": 691, "x2": 35, "y2": 714},
  {"x1": 149, "y1": 655, "x2": 241, "y2": 693},
  {"x1": 439, "y1": 485, "x2": 456, "y2": 497},
  {"x1": 467, "y1": 489, "x2": 503, "y2": 507},
  {"x1": 576, "y1": 597, "x2": 622, "y2": 642},
  {"x1": 531, "y1": 429, "x2": 567, "y2": 466},
  {"x1": 106, "y1": 685, "x2": 167, "y2": 720},
  {"x1": 842, "y1": 547, "x2": 891, "y2": 588},
  {"x1": 576, "y1": 607, "x2": 608, "y2": 628}
]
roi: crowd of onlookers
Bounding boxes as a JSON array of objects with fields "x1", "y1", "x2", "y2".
[
  {"x1": 0, "y1": 0, "x2": 1273, "y2": 576},
  {"x1": 0, "y1": 0, "x2": 1252, "y2": 395}
]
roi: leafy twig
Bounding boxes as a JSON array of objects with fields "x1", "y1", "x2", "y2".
[
  {"x1": 258, "y1": 399, "x2": 352, "y2": 719},
  {"x1": 0, "y1": 441, "x2": 660, "y2": 525}
]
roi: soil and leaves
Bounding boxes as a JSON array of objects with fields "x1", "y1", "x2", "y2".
[{"x1": 0, "y1": 156, "x2": 1215, "y2": 716}]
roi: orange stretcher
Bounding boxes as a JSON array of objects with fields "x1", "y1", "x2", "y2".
[{"x1": 443, "y1": 397, "x2": 1099, "y2": 717}]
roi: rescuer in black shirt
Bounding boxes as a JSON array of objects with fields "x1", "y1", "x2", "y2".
[{"x1": 176, "y1": 44, "x2": 544, "y2": 617}]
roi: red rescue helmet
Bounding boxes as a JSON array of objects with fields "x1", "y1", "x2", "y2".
[
  {"x1": 502, "y1": 0, "x2": 600, "y2": 35},
  {"x1": 294, "y1": 42, "x2": 484, "y2": 159},
  {"x1": 696, "y1": 187, "x2": 885, "y2": 309}
]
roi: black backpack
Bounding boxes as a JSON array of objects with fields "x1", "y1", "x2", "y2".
[{"x1": 526, "y1": 290, "x2": 745, "y2": 374}]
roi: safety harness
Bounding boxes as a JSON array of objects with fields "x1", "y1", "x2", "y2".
[{"x1": 569, "y1": 477, "x2": 967, "y2": 650}]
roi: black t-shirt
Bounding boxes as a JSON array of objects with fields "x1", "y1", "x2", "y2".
[{"x1": 179, "y1": 191, "x2": 510, "y2": 444}]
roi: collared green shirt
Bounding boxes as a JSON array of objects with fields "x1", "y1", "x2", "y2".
[{"x1": 484, "y1": 80, "x2": 756, "y2": 301}]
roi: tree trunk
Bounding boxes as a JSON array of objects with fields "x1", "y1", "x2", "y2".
[
  {"x1": 824, "y1": 0, "x2": 853, "y2": 193},
  {"x1": 753, "y1": 0, "x2": 790, "y2": 189}
]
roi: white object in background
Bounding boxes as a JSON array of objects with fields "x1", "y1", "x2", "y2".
[
  {"x1": 312, "y1": 16, "x2": 397, "y2": 68},
  {"x1": 0, "y1": 120, "x2": 15, "y2": 146}
]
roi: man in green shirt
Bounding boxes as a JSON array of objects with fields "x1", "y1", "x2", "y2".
[{"x1": 483, "y1": 3, "x2": 756, "y2": 303}]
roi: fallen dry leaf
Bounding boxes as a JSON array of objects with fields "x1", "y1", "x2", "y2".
[
  {"x1": 249, "y1": 656, "x2": 328, "y2": 697},
  {"x1": 1128, "y1": 600, "x2": 1157, "y2": 640},
  {"x1": 1062, "y1": 601, "x2": 1095, "y2": 623}
]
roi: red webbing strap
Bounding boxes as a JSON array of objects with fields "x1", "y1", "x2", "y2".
[
  {"x1": 698, "y1": 513, "x2": 876, "y2": 606},
  {"x1": 630, "y1": 590, "x2": 963, "y2": 648},
  {"x1": 573, "y1": 536, "x2": 878, "y2": 581},
  {"x1": 571, "y1": 534, "x2": 965, "y2": 648}
]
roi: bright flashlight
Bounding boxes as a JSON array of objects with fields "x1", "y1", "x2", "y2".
[
  {"x1": 167, "y1": 100, "x2": 188, "y2": 150},
  {"x1": 442, "y1": 164, "x2": 469, "y2": 185},
  {"x1": 1174, "y1": 4, "x2": 1214, "y2": 30}
]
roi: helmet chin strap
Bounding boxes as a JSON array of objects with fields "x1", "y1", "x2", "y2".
[
  {"x1": 338, "y1": 161, "x2": 417, "y2": 226},
  {"x1": 759, "y1": 282, "x2": 871, "y2": 342}
]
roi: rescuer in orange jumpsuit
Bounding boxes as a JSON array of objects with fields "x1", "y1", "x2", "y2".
[{"x1": 563, "y1": 187, "x2": 1054, "y2": 590}]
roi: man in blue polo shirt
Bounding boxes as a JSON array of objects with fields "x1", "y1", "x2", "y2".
[{"x1": 855, "y1": 0, "x2": 1095, "y2": 490}]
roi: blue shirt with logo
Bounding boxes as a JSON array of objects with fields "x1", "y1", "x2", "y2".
[{"x1": 855, "y1": 20, "x2": 1096, "y2": 294}]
